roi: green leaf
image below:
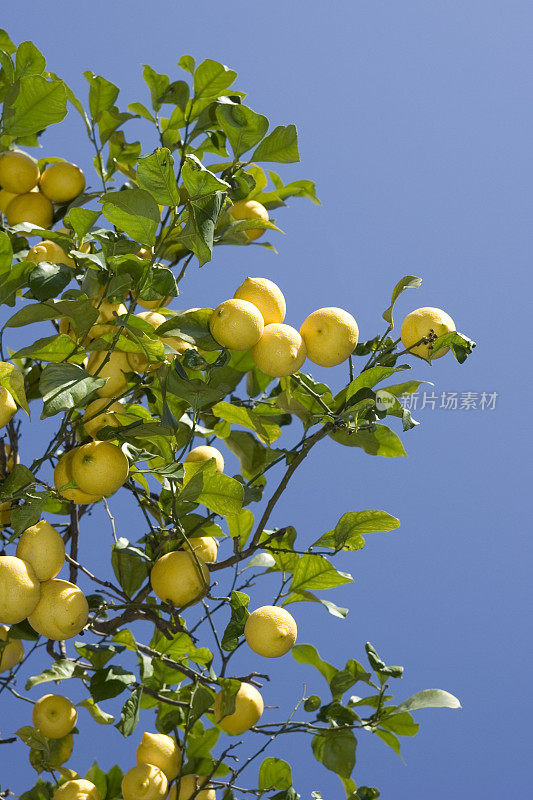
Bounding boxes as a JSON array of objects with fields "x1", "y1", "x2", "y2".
[
  {"x1": 2, "y1": 75, "x2": 67, "y2": 136},
  {"x1": 16, "y1": 726, "x2": 49, "y2": 751},
  {"x1": 116, "y1": 686, "x2": 143, "y2": 736},
  {"x1": 393, "y1": 688, "x2": 461, "y2": 714},
  {"x1": 166, "y1": 372, "x2": 226, "y2": 411},
  {"x1": 283, "y1": 591, "x2": 348, "y2": 619},
  {"x1": 12, "y1": 334, "x2": 85, "y2": 364},
  {"x1": 0, "y1": 361, "x2": 29, "y2": 414},
  {"x1": 136, "y1": 147, "x2": 181, "y2": 206},
  {"x1": 75, "y1": 643, "x2": 122, "y2": 670},
  {"x1": 39, "y1": 363, "x2": 105, "y2": 417},
  {"x1": 90, "y1": 665, "x2": 136, "y2": 702},
  {"x1": 26, "y1": 659, "x2": 85, "y2": 689},
  {"x1": 311, "y1": 729, "x2": 357, "y2": 778},
  {"x1": 382, "y1": 275, "x2": 422, "y2": 328},
  {"x1": 101, "y1": 188, "x2": 159, "y2": 247},
  {"x1": 316, "y1": 510, "x2": 400, "y2": 551},
  {"x1": 429, "y1": 331, "x2": 476, "y2": 363},
  {"x1": 193, "y1": 59, "x2": 237, "y2": 98},
  {"x1": 0, "y1": 230, "x2": 13, "y2": 274},
  {"x1": 221, "y1": 591, "x2": 250, "y2": 651},
  {"x1": 365, "y1": 642, "x2": 403, "y2": 681},
  {"x1": 373, "y1": 728, "x2": 401, "y2": 757},
  {"x1": 252, "y1": 124, "x2": 299, "y2": 163},
  {"x1": 179, "y1": 55, "x2": 196, "y2": 74},
  {"x1": 111, "y1": 538, "x2": 151, "y2": 596},
  {"x1": 178, "y1": 192, "x2": 224, "y2": 266},
  {"x1": 227, "y1": 507, "x2": 254, "y2": 549},
  {"x1": 212, "y1": 400, "x2": 281, "y2": 444},
  {"x1": 292, "y1": 644, "x2": 338, "y2": 684},
  {"x1": 142, "y1": 65, "x2": 169, "y2": 111},
  {"x1": 5, "y1": 298, "x2": 99, "y2": 338},
  {"x1": 330, "y1": 424, "x2": 407, "y2": 457},
  {"x1": 15, "y1": 41, "x2": 46, "y2": 79},
  {"x1": 336, "y1": 366, "x2": 408, "y2": 407},
  {"x1": 329, "y1": 659, "x2": 372, "y2": 699},
  {"x1": 181, "y1": 461, "x2": 243, "y2": 517},
  {"x1": 216, "y1": 104, "x2": 269, "y2": 158},
  {"x1": 0, "y1": 465, "x2": 34, "y2": 500},
  {"x1": 28, "y1": 262, "x2": 73, "y2": 301},
  {"x1": 157, "y1": 308, "x2": 218, "y2": 350},
  {"x1": 380, "y1": 711, "x2": 419, "y2": 737},
  {"x1": 84, "y1": 763, "x2": 108, "y2": 798},
  {"x1": 258, "y1": 757, "x2": 293, "y2": 791},
  {"x1": 181, "y1": 154, "x2": 230, "y2": 198},
  {"x1": 290, "y1": 554, "x2": 352, "y2": 593},
  {"x1": 78, "y1": 697, "x2": 115, "y2": 726},
  {"x1": 84, "y1": 72, "x2": 119, "y2": 119}
]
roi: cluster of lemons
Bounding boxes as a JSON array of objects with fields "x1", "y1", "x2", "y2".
[
  {"x1": 0, "y1": 150, "x2": 85, "y2": 229},
  {"x1": 209, "y1": 276, "x2": 360, "y2": 378}
]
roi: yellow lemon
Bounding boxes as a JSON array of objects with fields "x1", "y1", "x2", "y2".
[
  {"x1": 16, "y1": 520, "x2": 65, "y2": 581},
  {"x1": 137, "y1": 296, "x2": 173, "y2": 311},
  {"x1": 300, "y1": 307, "x2": 359, "y2": 368},
  {"x1": 33, "y1": 694, "x2": 78, "y2": 738},
  {"x1": 0, "y1": 189, "x2": 17, "y2": 213},
  {"x1": 244, "y1": 605, "x2": 297, "y2": 657},
  {"x1": 53, "y1": 779, "x2": 102, "y2": 800},
  {"x1": 54, "y1": 450, "x2": 103, "y2": 505},
  {"x1": 0, "y1": 624, "x2": 24, "y2": 672},
  {"x1": 228, "y1": 199, "x2": 269, "y2": 241},
  {"x1": 86, "y1": 350, "x2": 131, "y2": 398},
  {"x1": 90, "y1": 300, "x2": 128, "y2": 339},
  {"x1": 233, "y1": 277, "x2": 286, "y2": 324},
  {"x1": 0, "y1": 501, "x2": 12, "y2": 527},
  {"x1": 28, "y1": 578, "x2": 89, "y2": 640},
  {"x1": 27, "y1": 240, "x2": 75, "y2": 268},
  {"x1": 82, "y1": 399, "x2": 124, "y2": 439},
  {"x1": 0, "y1": 151, "x2": 39, "y2": 193},
  {"x1": 151, "y1": 551, "x2": 209, "y2": 607},
  {"x1": 136, "y1": 732, "x2": 182, "y2": 781},
  {"x1": 39, "y1": 162, "x2": 85, "y2": 203},
  {"x1": 210, "y1": 299, "x2": 264, "y2": 350},
  {"x1": 122, "y1": 764, "x2": 168, "y2": 800},
  {"x1": 214, "y1": 682, "x2": 263, "y2": 735},
  {"x1": 400, "y1": 307, "x2": 456, "y2": 360},
  {"x1": 0, "y1": 556, "x2": 41, "y2": 624},
  {"x1": 0, "y1": 442, "x2": 19, "y2": 478},
  {"x1": 6, "y1": 192, "x2": 54, "y2": 228},
  {"x1": 70, "y1": 441, "x2": 129, "y2": 497},
  {"x1": 172, "y1": 775, "x2": 216, "y2": 800},
  {"x1": 0, "y1": 385, "x2": 17, "y2": 427},
  {"x1": 182, "y1": 536, "x2": 218, "y2": 564},
  {"x1": 184, "y1": 445, "x2": 224, "y2": 474},
  {"x1": 252, "y1": 323, "x2": 306, "y2": 377}
]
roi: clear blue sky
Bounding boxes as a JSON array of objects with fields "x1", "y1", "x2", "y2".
[{"x1": 1, "y1": 1, "x2": 531, "y2": 797}]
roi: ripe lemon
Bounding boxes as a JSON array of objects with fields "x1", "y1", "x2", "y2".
[
  {"x1": 16, "y1": 520, "x2": 65, "y2": 581},
  {"x1": 0, "y1": 385, "x2": 17, "y2": 427},
  {"x1": 0, "y1": 189, "x2": 17, "y2": 213},
  {"x1": 53, "y1": 779, "x2": 102, "y2": 800},
  {"x1": 170, "y1": 775, "x2": 215, "y2": 800},
  {"x1": 400, "y1": 307, "x2": 456, "y2": 359},
  {"x1": 86, "y1": 350, "x2": 131, "y2": 398},
  {"x1": 184, "y1": 445, "x2": 224, "y2": 474},
  {"x1": 0, "y1": 624, "x2": 24, "y2": 672},
  {"x1": 228, "y1": 199, "x2": 269, "y2": 241},
  {"x1": 122, "y1": 764, "x2": 168, "y2": 800},
  {"x1": 138, "y1": 296, "x2": 173, "y2": 311},
  {"x1": 39, "y1": 162, "x2": 85, "y2": 203},
  {"x1": 182, "y1": 536, "x2": 218, "y2": 563},
  {"x1": 0, "y1": 556, "x2": 41, "y2": 624},
  {"x1": 300, "y1": 307, "x2": 359, "y2": 367},
  {"x1": 0, "y1": 501, "x2": 12, "y2": 527},
  {"x1": 0, "y1": 151, "x2": 39, "y2": 193},
  {"x1": 28, "y1": 578, "x2": 89, "y2": 640},
  {"x1": 27, "y1": 239, "x2": 75, "y2": 268},
  {"x1": 90, "y1": 300, "x2": 128, "y2": 339},
  {"x1": 252, "y1": 323, "x2": 306, "y2": 377},
  {"x1": 6, "y1": 192, "x2": 54, "y2": 228},
  {"x1": 244, "y1": 605, "x2": 297, "y2": 657},
  {"x1": 151, "y1": 551, "x2": 209, "y2": 607},
  {"x1": 82, "y1": 398, "x2": 124, "y2": 439},
  {"x1": 71, "y1": 441, "x2": 129, "y2": 497},
  {"x1": 33, "y1": 694, "x2": 78, "y2": 738},
  {"x1": 54, "y1": 450, "x2": 103, "y2": 505},
  {"x1": 136, "y1": 732, "x2": 182, "y2": 781},
  {"x1": 234, "y1": 277, "x2": 286, "y2": 324},
  {"x1": 1, "y1": 442, "x2": 19, "y2": 477},
  {"x1": 210, "y1": 299, "x2": 264, "y2": 350},
  {"x1": 214, "y1": 682, "x2": 264, "y2": 735}
]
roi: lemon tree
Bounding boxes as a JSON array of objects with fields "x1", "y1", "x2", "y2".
[{"x1": 0, "y1": 30, "x2": 476, "y2": 800}]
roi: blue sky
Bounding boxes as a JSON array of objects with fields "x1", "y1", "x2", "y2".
[{"x1": 1, "y1": 1, "x2": 531, "y2": 797}]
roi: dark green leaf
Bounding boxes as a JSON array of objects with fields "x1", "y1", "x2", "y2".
[
  {"x1": 90, "y1": 665, "x2": 136, "y2": 702},
  {"x1": 429, "y1": 331, "x2": 476, "y2": 363},
  {"x1": 216, "y1": 104, "x2": 269, "y2": 158},
  {"x1": 311, "y1": 729, "x2": 356, "y2": 778},
  {"x1": 111, "y1": 538, "x2": 151, "y2": 596},
  {"x1": 221, "y1": 591, "x2": 250, "y2": 651},
  {"x1": 116, "y1": 686, "x2": 143, "y2": 736}
]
